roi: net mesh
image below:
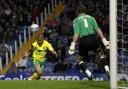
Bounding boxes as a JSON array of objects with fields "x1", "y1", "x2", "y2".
[{"x1": 117, "y1": 0, "x2": 128, "y2": 88}]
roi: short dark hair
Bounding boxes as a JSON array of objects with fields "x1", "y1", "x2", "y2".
[{"x1": 76, "y1": 5, "x2": 86, "y2": 14}]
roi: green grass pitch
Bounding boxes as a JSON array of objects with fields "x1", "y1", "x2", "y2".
[{"x1": 0, "y1": 80, "x2": 110, "y2": 89}]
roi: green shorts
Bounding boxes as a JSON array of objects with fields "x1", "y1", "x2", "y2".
[{"x1": 33, "y1": 58, "x2": 45, "y2": 69}]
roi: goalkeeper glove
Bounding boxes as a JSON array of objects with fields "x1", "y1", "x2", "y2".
[
  {"x1": 69, "y1": 42, "x2": 76, "y2": 55},
  {"x1": 102, "y1": 38, "x2": 109, "y2": 49}
]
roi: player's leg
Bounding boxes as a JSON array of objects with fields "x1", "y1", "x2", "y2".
[
  {"x1": 103, "y1": 58, "x2": 110, "y2": 79},
  {"x1": 76, "y1": 58, "x2": 93, "y2": 80},
  {"x1": 96, "y1": 48, "x2": 110, "y2": 79},
  {"x1": 77, "y1": 36, "x2": 93, "y2": 80},
  {"x1": 76, "y1": 54, "x2": 93, "y2": 80},
  {"x1": 28, "y1": 58, "x2": 43, "y2": 80},
  {"x1": 29, "y1": 65, "x2": 42, "y2": 80}
]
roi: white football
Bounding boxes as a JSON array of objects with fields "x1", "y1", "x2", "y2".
[{"x1": 30, "y1": 23, "x2": 39, "y2": 32}]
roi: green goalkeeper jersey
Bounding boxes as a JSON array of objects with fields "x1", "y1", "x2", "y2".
[{"x1": 73, "y1": 13, "x2": 100, "y2": 38}]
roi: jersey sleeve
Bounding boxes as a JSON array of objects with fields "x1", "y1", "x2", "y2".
[
  {"x1": 46, "y1": 41, "x2": 54, "y2": 51},
  {"x1": 92, "y1": 17, "x2": 100, "y2": 30},
  {"x1": 73, "y1": 20, "x2": 80, "y2": 34}
]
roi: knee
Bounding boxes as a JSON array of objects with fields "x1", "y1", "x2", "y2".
[
  {"x1": 76, "y1": 54, "x2": 84, "y2": 62},
  {"x1": 36, "y1": 69, "x2": 43, "y2": 75},
  {"x1": 95, "y1": 58, "x2": 109, "y2": 69},
  {"x1": 77, "y1": 61, "x2": 87, "y2": 71}
]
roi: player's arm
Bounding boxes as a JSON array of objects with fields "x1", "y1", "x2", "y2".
[
  {"x1": 69, "y1": 20, "x2": 79, "y2": 55},
  {"x1": 28, "y1": 45, "x2": 34, "y2": 57},
  {"x1": 21, "y1": 45, "x2": 34, "y2": 58},
  {"x1": 92, "y1": 17, "x2": 109, "y2": 49},
  {"x1": 50, "y1": 50, "x2": 58, "y2": 58},
  {"x1": 72, "y1": 20, "x2": 80, "y2": 43},
  {"x1": 46, "y1": 42, "x2": 58, "y2": 58},
  {"x1": 72, "y1": 33, "x2": 79, "y2": 43}
]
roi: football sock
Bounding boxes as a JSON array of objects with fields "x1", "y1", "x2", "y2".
[
  {"x1": 78, "y1": 61, "x2": 92, "y2": 79},
  {"x1": 104, "y1": 65, "x2": 109, "y2": 72},
  {"x1": 85, "y1": 69, "x2": 92, "y2": 78},
  {"x1": 104, "y1": 65, "x2": 110, "y2": 79}
]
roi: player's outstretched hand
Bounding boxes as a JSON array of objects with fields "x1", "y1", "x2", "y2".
[
  {"x1": 102, "y1": 38, "x2": 109, "y2": 49},
  {"x1": 51, "y1": 51, "x2": 58, "y2": 59},
  {"x1": 54, "y1": 51, "x2": 58, "y2": 58},
  {"x1": 69, "y1": 42, "x2": 76, "y2": 55}
]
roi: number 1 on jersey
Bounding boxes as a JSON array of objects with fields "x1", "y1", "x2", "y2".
[{"x1": 83, "y1": 18, "x2": 88, "y2": 28}]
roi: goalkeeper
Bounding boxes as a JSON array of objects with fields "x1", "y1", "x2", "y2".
[
  {"x1": 69, "y1": 5, "x2": 109, "y2": 80},
  {"x1": 28, "y1": 34, "x2": 58, "y2": 80}
]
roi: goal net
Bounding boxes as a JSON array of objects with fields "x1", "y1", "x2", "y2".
[{"x1": 117, "y1": 0, "x2": 128, "y2": 88}]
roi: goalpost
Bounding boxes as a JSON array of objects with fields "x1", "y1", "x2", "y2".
[
  {"x1": 110, "y1": 0, "x2": 117, "y2": 89},
  {"x1": 110, "y1": 0, "x2": 128, "y2": 89}
]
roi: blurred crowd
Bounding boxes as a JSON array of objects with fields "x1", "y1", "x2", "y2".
[{"x1": 1, "y1": 0, "x2": 127, "y2": 75}]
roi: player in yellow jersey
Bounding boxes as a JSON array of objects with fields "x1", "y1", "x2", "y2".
[{"x1": 28, "y1": 34, "x2": 58, "y2": 80}]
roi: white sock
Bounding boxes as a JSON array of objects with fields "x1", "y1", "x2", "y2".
[
  {"x1": 85, "y1": 69, "x2": 92, "y2": 77},
  {"x1": 104, "y1": 65, "x2": 109, "y2": 72}
]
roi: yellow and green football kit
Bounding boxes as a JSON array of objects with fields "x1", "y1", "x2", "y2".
[{"x1": 32, "y1": 40, "x2": 54, "y2": 68}]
